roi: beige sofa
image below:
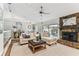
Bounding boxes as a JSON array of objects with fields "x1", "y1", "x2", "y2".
[
  {"x1": 42, "y1": 37, "x2": 58, "y2": 45},
  {"x1": 19, "y1": 33, "x2": 58, "y2": 45},
  {"x1": 19, "y1": 33, "x2": 36, "y2": 44}
]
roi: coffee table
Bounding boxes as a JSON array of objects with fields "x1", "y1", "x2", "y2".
[{"x1": 28, "y1": 40, "x2": 46, "y2": 53}]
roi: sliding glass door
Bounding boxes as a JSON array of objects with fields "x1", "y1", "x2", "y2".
[{"x1": 49, "y1": 25, "x2": 59, "y2": 39}]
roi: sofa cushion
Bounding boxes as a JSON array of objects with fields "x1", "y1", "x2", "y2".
[
  {"x1": 22, "y1": 33, "x2": 30, "y2": 38},
  {"x1": 22, "y1": 33, "x2": 26, "y2": 38}
]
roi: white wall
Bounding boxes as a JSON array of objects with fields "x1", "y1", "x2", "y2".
[
  {"x1": 0, "y1": 34, "x2": 3, "y2": 55},
  {"x1": 3, "y1": 30, "x2": 11, "y2": 45},
  {"x1": 0, "y1": 4, "x2": 3, "y2": 56}
]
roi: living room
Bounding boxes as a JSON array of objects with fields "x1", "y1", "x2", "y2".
[{"x1": 0, "y1": 3, "x2": 79, "y2": 56}]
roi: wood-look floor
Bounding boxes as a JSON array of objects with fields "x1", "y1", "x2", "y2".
[
  {"x1": 5, "y1": 43, "x2": 13, "y2": 56},
  {"x1": 5, "y1": 38, "x2": 19, "y2": 56}
]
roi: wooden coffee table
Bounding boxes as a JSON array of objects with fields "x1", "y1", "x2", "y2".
[{"x1": 28, "y1": 40, "x2": 46, "y2": 53}]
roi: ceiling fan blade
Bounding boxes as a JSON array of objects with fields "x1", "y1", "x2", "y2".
[
  {"x1": 43, "y1": 12, "x2": 50, "y2": 14},
  {"x1": 39, "y1": 5, "x2": 50, "y2": 15}
]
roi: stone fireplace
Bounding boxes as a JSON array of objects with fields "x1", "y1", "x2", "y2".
[{"x1": 58, "y1": 12, "x2": 79, "y2": 49}]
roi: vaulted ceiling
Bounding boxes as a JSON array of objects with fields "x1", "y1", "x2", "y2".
[{"x1": 3, "y1": 3, "x2": 79, "y2": 23}]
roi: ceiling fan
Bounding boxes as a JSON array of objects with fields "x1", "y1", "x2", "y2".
[{"x1": 39, "y1": 5, "x2": 49, "y2": 16}]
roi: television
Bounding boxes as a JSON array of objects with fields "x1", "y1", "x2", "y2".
[{"x1": 63, "y1": 17, "x2": 76, "y2": 26}]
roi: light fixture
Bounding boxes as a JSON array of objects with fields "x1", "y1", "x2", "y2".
[{"x1": 8, "y1": 3, "x2": 12, "y2": 12}]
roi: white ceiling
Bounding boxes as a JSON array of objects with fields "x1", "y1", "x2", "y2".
[{"x1": 3, "y1": 3, "x2": 79, "y2": 23}]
